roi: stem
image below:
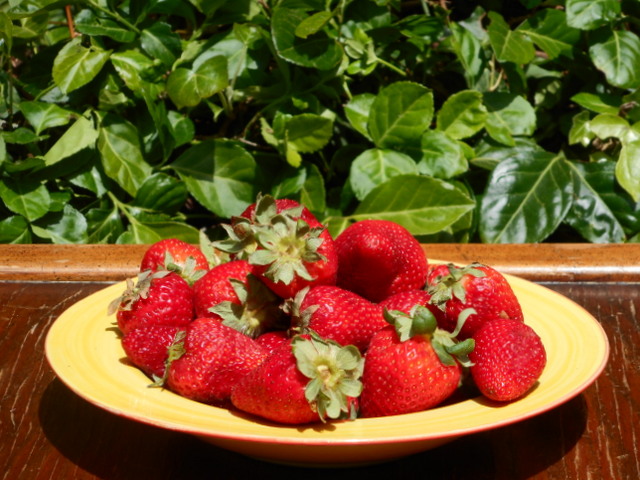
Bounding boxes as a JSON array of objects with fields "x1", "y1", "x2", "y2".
[
  {"x1": 375, "y1": 56, "x2": 407, "y2": 77},
  {"x1": 87, "y1": 0, "x2": 141, "y2": 34}
]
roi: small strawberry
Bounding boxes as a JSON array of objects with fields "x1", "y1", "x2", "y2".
[
  {"x1": 214, "y1": 194, "x2": 338, "y2": 299},
  {"x1": 230, "y1": 333, "x2": 364, "y2": 424},
  {"x1": 427, "y1": 262, "x2": 524, "y2": 339},
  {"x1": 359, "y1": 306, "x2": 475, "y2": 418},
  {"x1": 334, "y1": 219, "x2": 428, "y2": 302},
  {"x1": 108, "y1": 270, "x2": 194, "y2": 336},
  {"x1": 166, "y1": 317, "x2": 269, "y2": 406},
  {"x1": 139, "y1": 238, "x2": 209, "y2": 284},
  {"x1": 288, "y1": 285, "x2": 387, "y2": 353},
  {"x1": 193, "y1": 260, "x2": 286, "y2": 337},
  {"x1": 469, "y1": 318, "x2": 546, "y2": 402},
  {"x1": 121, "y1": 325, "x2": 184, "y2": 379}
]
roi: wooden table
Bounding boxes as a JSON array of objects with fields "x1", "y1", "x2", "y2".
[{"x1": 1, "y1": 244, "x2": 639, "y2": 479}]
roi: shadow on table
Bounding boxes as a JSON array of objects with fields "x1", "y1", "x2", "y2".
[{"x1": 39, "y1": 378, "x2": 587, "y2": 480}]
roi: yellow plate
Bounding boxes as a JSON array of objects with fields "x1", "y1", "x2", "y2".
[{"x1": 45, "y1": 271, "x2": 609, "y2": 467}]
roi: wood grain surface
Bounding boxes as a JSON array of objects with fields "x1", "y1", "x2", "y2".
[{"x1": 1, "y1": 245, "x2": 639, "y2": 479}]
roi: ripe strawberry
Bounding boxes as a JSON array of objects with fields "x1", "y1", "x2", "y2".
[
  {"x1": 334, "y1": 219, "x2": 428, "y2": 302},
  {"x1": 108, "y1": 270, "x2": 195, "y2": 336},
  {"x1": 192, "y1": 260, "x2": 286, "y2": 337},
  {"x1": 139, "y1": 238, "x2": 209, "y2": 284},
  {"x1": 121, "y1": 325, "x2": 183, "y2": 379},
  {"x1": 288, "y1": 285, "x2": 387, "y2": 353},
  {"x1": 214, "y1": 194, "x2": 338, "y2": 299},
  {"x1": 255, "y1": 330, "x2": 291, "y2": 356},
  {"x1": 427, "y1": 262, "x2": 524, "y2": 339},
  {"x1": 359, "y1": 305, "x2": 474, "y2": 418},
  {"x1": 469, "y1": 318, "x2": 546, "y2": 402},
  {"x1": 166, "y1": 317, "x2": 269, "y2": 406},
  {"x1": 379, "y1": 289, "x2": 433, "y2": 314},
  {"x1": 230, "y1": 333, "x2": 364, "y2": 424}
]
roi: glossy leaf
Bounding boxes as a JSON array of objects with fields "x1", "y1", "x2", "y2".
[
  {"x1": 566, "y1": 0, "x2": 620, "y2": 31},
  {"x1": 295, "y1": 11, "x2": 333, "y2": 39},
  {"x1": 516, "y1": 9, "x2": 579, "y2": 59},
  {"x1": 368, "y1": 82, "x2": 434, "y2": 148},
  {"x1": 0, "y1": 216, "x2": 31, "y2": 243},
  {"x1": 43, "y1": 116, "x2": 98, "y2": 166},
  {"x1": 167, "y1": 56, "x2": 228, "y2": 109},
  {"x1": 483, "y1": 92, "x2": 536, "y2": 146},
  {"x1": 565, "y1": 161, "x2": 625, "y2": 242},
  {"x1": 19, "y1": 101, "x2": 74, "y2": 135},
  {"x1": 346, "y1": 175, "x2": 475, "y2": 236},
  {"x1": 74, "y1": 9, "x2": 136, "y2": 43},
  {"x1": 590, "y1": 114, "x2": 640, "y2": 144},
  {"x1": 140, "y1": 22, "x2": 182, "y2": 67},
  {"x1": 31, "y1": 204, "x2": 88, "y2": 244},
  {"x1": 0, "y1": 177, "x2": 50, "y2": 222},
  {"x1": 349, "y1": 148, "x2": 418, "y2": 201},
  {"x1": 52, "y1": 38, "x2": 111, "y2": 93},
  {"x1": 344, "y1": 93, "x2": 375, "y2": 140},
  {"x1": 117, "y1": 212, "x2": 200, "y2": 244},
  {"x1": 571, "y1": 92, "x2": 620, "y2": 115},
  {"x1": 170, "y1": 139, "x2": 258, "y2": 218},
  {"x1": 617, "y1": 140, "x2": 640, "y2": 202},
  {"x1": 568, "y1": 111, "x2": 595, "y2": 147},
  {"x1": 413, "y1": 130, "x2": 467, "y2": 179},
  {"x1": 437, "y1": 90, "x2": 487, "y2": 140},
  {"x1": 589, "y1": 29, "x2": 640, "y2": 90},
  {"x1": 286, "y1": 114, "x2": 333, "y2": 154},
  {"x1": 479, "y1": 152, "x2": 573, "y2": 243},
  {"x1": 86, "y1": 206, "x2": 123, "y2": 243},
  {"x1": 299, "y1": 163, "x2": 326, "y2": 217},
  {"x1": 487, "y1": 11, "x2": 535, "y2": 64},
  {"x1": 133, "y1": 173, "x2": 188, "y2": 214}
]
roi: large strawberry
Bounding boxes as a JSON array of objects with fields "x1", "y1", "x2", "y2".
[
  {"x1": 121, "y1": 325, "x2": 184, "y2": 379},
  {"x1": 469, "y1": 318, "x2": 546, "y2": 402},
  {"x1": 334, "y1": 219, "x2": 428, "y2": 302},
  {"x1": 214, "y1": 194, "x2": 338, "y2": 299},
  {"x1": 379, "y1": 289, "x2": 433, "y2": 314},
  {"x1": 288, "y1": 285, "x2": 387, "y2": 353},
  {"x1": 166, "y1": 317, "x2": 269, "y2": 406},
  {"x1": 193, "y1": 260, "x2": 286, "y2": 338},
  {"x1": 108, "y1": 270, "x2": 194, "y2": 336},
  {"x1": 426, "y1": 262, "x2": 524, "y2": 339},
  {"x1": 139, "y1": 238, "x2": 209, "y2": 284},
  {"x1": 359, "y1": 305, "x2": 474, "y2": 418},
  {"x1": 230, "y1": 333, "x2": 364, "y2": 424}
]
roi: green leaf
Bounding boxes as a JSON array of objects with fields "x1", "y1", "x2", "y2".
[
  {"x1": 346, "y1": 174, "x2": 475, "y2": 236},
  {"x1": 449, "y1": 22, "x2": 487, "y2": 88},
  {"x1": 52, "y1": 37, "x2": 111, "y2": 93},
  {"x1": 97, "y1": 113, "x2": 152, "y2": 196},
  {"x1": 19, "y1": 100, "x2": 74, "y2": 135},
  {"x1": 568, "y1": 110, "x2": 596, "y2": 147},
  {"x1": 140, "y1": 22, "x2": 182, "y2": 68},
  {"x1": 566, "y1": 0, "x2": 620, "y2": 31},
  {"x1": 74, "y1": 8, "x2": 137, "y2": 43},
  {"x1": 472, "y1": 137, "x2": 544, "y2": 171},
  {"x1": 483, "y1": 92, "x2": 536, "y2": 146},
  {"x1": 344, "y1": 93, "x2": 375, "y2": 140},
  {"x1": 110, "y1": 50, "x2": 162, "y2": 94},
  {"x1": 617, "y1": 140, "x2": 640, "y2": 202},
  {"x1": 0, "y1": 177, "x2": 51, "y2": 221},
  {"x1": 286, "y1": 113, "x2": 333, "y2": 154},
  {"x1": 295, "y1": 11, "x2": 333, "y2": 39},
  {"x1": 170, "y1": 139, "x2": 258, "y2": 218},
  {"x1": 479, "y1": 152, "x2": 573, "y2": 243},
  {"x1": 0, "y1": 216, "x2": 31, "y2": 243},
  {"x1": 31, "y1": 204, "x2": 88, "y2": 244},
  {"x1": 571, "y1": 92, "x2": 620, "y2": 115},
  {"x1": 565, "y1": 161, "x2": 625, "y2": 242},
  {"x1": 487, "y1": 11, "x2": 535, "y2": 64},
  {"x1": 86, "y1": 206, "x2": 123, "y2": 243},
  {"x1": 166, "y1": 55, "x2": 228, "y2": 109},
  {"x1": 516, "y1": 9, "x2": 580, "y2": 59},
  {"x1": 299, "y1": 163, "x2": 326, "y2": 217},
  {"x1": 368, "y1": 81, "x2": 434, "y2": 148},
  {"x1": 412, "y1": 130, "x2": 467, "y2": 179},
  {"x1": 42, "y1": 115, "x2": 98, "y2": 166},
  {"x1": 349, "y1": 148, "x2": 418, "y2": 201},
  {"x1": 118, "y1": 211, "x2": 200, "y2": 244},
  {"x1": 133, "y1": 172, "x2": 188, "y2": 214},
  {"x1": 590, "y1": 114, "x2": 640, "y2": 144},
  {"x1": 437, "y1": 90, "x2": 487, "y2": 140},
  {"x1": 589, "y1": 29, "x2": 640, "y2": 90},
  {"x1": 271, "y1": 6, "x2": 343, "y2": 70}
]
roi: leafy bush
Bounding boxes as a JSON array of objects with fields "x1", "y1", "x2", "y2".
[{"x1": 1, "y1": 0, "x2": 639, "y2": 244}]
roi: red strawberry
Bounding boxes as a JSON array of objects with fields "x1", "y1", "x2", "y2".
[
  {"x1": 334, "y1": 220, "x2": 428, "y2": 302},
  {"x1": 166, "y1": 317, "x2": 269, "y2": 406},
  {"x1": 359, "y1": 305, "x2": 474, "y2": 418},
  {"x1": 379, "y1": 289, "x2": 433, "y2": 314},
  {"x1": 109, "y1": 270, "x2": 194, "y2": 336},
  {"x1": 255, "y1": 330, "x2": 291, "y2": 356},
  {"x1": 469, "y1": 318, "x2": 546, "y2": 402},
  {"x1": 139, "y1": 238, "x2": 209, "y2": 284},
  {"x1": 214, "y1": 194, "x2": 338, "y2": 299},
  {"x1": 121, "y1": 325, "x2": 183, "y2": 379},
  {"x1": 427, "y1": 262, "x2": 523, "y2": 339},
  {"x1": 230, "y1": 333, "x2": 363, "y2": 424},
  {"x1": 192, "y1": 260, "x2": 286, "y2": 338},
  {"x1": 289, "y1": 285, "x2": 387, "y2": 353}
]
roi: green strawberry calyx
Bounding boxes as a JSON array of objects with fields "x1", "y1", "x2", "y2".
[
  {"x1": 208, "y1": 274, "x2": 288, "y2": 338},
  {"x1": 150, "y1": 329, "x2": 187, "y2": 388},
  {"x1": 427, "y1": 262, "x2": 486, "y2": 310},
  {"x1": 384, "y1": 305, "x2": 476, "y2": 368},
  {"x1": 292, "y1": 331, "x2": 364, "y2": 422},
  {"x1": 107, "y1": 269, "x2": 171, "y2": 315},
  {"x1": 161, "y1": 251, "x2": 207, "y2": 286}
]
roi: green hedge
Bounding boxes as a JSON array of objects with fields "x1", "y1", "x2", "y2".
[{"x1": 1, "y1": 0, "x2": 639, "y2": 244}]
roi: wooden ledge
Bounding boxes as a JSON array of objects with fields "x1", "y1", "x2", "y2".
[{"x1": 0, "y1": 243, "x2": 639, "y2": 283}]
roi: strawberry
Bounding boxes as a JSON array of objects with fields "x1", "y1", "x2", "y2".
[
  {"x1": 255, "y1": 330, "x2": 291, "y2": 356},
  {"x1": 359, "y1": 305, "x2": 474, "y2": 418},
  {"x1": 288, "y1": 285, "x2": 387, "y2": 353},
  {"x1": 230, "y1": 333, "x2": 364, "y2": 424},
  {"x1": 379, "y1": 289, "x2": 433, "y2": 314},
  {"x1": 469, "y1": 318, "x2": 546, "y2": 402},
  {"x1": 166, "y1": 317, "x2": 269, "y2": 406},
  {"x1": 427, "y1": 262, "x2": 524, "y2": 339},
  {"x1": 214, "y1": 194, "x2": 338, "y2": 299},
  {"x1": 334, "y1": 219, "x2": 428, "y2": 302},
  {"x1": 121, "y1": 325, "x2": 183, "y2": 379},
  {"x1": 193, "y1": 260, "x2": 286, "y2": 337},
  {"x1": 139, "y1": 238, "x2": 209, "y2": 284},
  {"x1": 108, "y1": 270, "x2": 195, "y2": 336}
]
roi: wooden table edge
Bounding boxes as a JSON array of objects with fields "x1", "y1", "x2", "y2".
[{"x1": 1, "y1": 243, "x2": 639, "y2": 283}]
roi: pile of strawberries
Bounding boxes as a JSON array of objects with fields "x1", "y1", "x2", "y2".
[{"x1": 109, "y1": 194, "x2": 546, "y2": 425}]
